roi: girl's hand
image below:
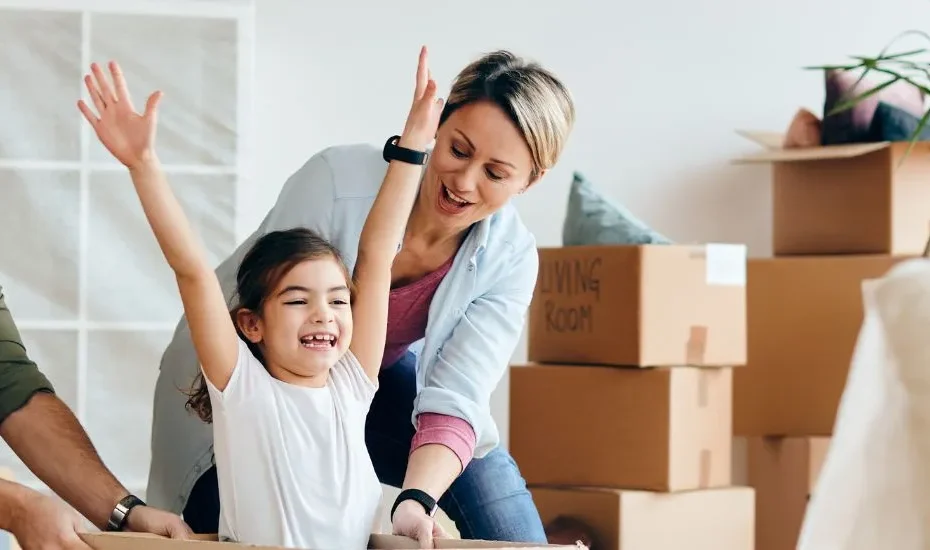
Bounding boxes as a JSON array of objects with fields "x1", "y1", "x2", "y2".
[
  {"x1": 77, "y1": 61, "x2": 163, "y2": 170},
  {"x1": 398, "y1": 46, "x2": 445, "y2": 152}
]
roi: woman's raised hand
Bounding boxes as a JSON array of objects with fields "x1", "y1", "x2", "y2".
[
  {"x1": 399, "y1": 46, "x2": 444, "y2": 151},
  {"x1": 77, "y1": 61, "x2": 163, "y2": 170}
]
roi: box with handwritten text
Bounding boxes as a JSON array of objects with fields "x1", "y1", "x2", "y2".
[{"x1": 527, "y1": 244, "x2": 747, "y2": 367}]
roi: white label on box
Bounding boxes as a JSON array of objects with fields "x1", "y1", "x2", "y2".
[{"x1": 705, "y1": 243, "x2": 747, "y2": 286}]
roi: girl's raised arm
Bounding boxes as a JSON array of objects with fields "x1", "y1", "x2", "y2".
[
  {"x1": 349, "y1": 47, "x2": 444, "y2": 381},
  {"x1": 78, "y1": 61, "x2": 239, "y2": 390}
]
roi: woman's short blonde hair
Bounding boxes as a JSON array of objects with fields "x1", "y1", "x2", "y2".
[{"x1": 440, "y1": 50, "x2": 575, "y2": 177}]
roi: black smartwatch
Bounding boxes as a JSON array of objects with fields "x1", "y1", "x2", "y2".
[
  {"x1": 106, "y1": 494, "x2": 146, "y2": 531},
  {"x1": 391, "y1": 488, "x2": 438, "y2": 520},
  {"x1": 382, "y1": 135, "x2": 428, "y2": 165}
]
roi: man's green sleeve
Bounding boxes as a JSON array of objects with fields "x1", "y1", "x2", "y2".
[{"x1": 0, "y1": 285, "x2": 55, "y2": 425}]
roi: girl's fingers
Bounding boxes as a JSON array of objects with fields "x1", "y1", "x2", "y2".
[
  {"x1": 144, "y1": 90, "x2": 163, "y2": 118},
  {"x1": 91, "y1": 62, "x2": 117, "y2": 104},
  {"x1": 85, "y1": 74, "x2": 106, "y2": 114},
  {"x1": 76, "y1": 99, "x2": 98, "y2": 127},
  {"x1": 109, "y1": 60, "x2": 134, "y2": 110}
]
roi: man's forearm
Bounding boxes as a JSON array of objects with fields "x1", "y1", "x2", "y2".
[
  {"x1": 0, "y1": 392, "x2": 127, "y2": 529},
  {"x1": 402, "y1": 444, "x2": 461, "y2": 500}
]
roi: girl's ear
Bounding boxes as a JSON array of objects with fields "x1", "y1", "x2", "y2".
[{"x1": 235, "y1": 308, "x2": 263, "y2": 343}]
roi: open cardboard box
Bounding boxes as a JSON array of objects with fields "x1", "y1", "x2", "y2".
[
  {"x1": 78, "y1": 532, "x2": 582, "y2": 550},
  {"x1": 732, "y1": 129, "x2": 930, "y2": 256}
]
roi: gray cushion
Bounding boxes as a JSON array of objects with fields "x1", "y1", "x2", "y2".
[{"x1": 562, "y1": 171, "x2": 672, "y2": 246}]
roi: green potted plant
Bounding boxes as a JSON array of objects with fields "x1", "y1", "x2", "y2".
[
  {"x1": 807, "y1": 30, "x2": 930, "y2": 157},
  {"x1": 808, "y1": 32, "x2": 930, "y2": 257}
]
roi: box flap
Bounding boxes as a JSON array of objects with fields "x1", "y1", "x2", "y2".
[
  {"x1": 732, "y1": 141, "x2": 891, "y2": 164},
  {"x1": 370, "y1": 534, "x2": 574, "y2": 549},
  {"x1": 79, "y1": 533, "x2": 578, "y2": 550},
  {"x1": 80, "y1": 533, "x2": 229, "y2": 550},
  {"x1": 735, "y1": 129, "x2": 785, "y2": 150}
]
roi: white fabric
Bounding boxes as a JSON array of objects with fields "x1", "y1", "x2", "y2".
[
  {"x1": 797, "y1": 258, "x2": 930, "y2": 550},
  {"x1": 205, "y1": 338, "x2": 382, "y2": 550}
]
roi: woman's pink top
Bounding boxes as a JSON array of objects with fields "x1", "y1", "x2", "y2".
[{"x1": 383, "y1": 255, "x2": 477, "y2": 470}]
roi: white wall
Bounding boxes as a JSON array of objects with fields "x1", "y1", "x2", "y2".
[{"x1": 250, "y1": 0, "x2": 929, "y2": 453}]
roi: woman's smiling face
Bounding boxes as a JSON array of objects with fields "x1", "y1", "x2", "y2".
[{"x1": 419, "y1": 100, "x2": 541, "y2": 233}]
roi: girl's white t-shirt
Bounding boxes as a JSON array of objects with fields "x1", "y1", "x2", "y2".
[{"x1": 204, "y1": 338, "x2": 382, "y2": 550}]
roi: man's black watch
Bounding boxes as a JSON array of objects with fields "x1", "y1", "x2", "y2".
[
  {"x1": 382, "y1": 135, "x2": 428, "y2": 165},
  {"x1": 391, "y1": 488, "x2": 438, "y2": 520},
  {"x1": 106, "y1": 494, "x2": 146, "y2": 531}
]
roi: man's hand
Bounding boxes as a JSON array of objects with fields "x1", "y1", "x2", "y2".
[
  {"x1": 10, "y1": 489, "x2": 92, "y2": 550},
  {"x1": 125, "y1": 506, "x2": 192, "y2": 538}
]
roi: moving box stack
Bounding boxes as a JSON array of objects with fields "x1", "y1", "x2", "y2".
[
  {"x1": 730, "y1": 132, "x2": 930, "y2": 550},
  {"x1": 509, "y1": 243, "x2": 755, "y2": 550}
]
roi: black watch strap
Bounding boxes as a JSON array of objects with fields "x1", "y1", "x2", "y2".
[
  {"x1": 106, "y1": 494, "x2": 146, "y2": 531},
  {"x1": 382, "y1": 135, "x2": 428, "y2": 165},
  {"x1": 391, "y1": 488, "x2": 438, "y2": 520}
]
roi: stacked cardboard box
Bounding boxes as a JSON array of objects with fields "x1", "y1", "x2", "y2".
[
  {"x1": 730, "y1": 133, "x2": 930, "y2": 550},
  {"x1": 510, "y1": 244, "x2": 755, "y2": 550}
]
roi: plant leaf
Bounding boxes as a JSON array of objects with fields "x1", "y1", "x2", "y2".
[
  {"x1": 872, "y1": 66, "x2": 930, "y2": 95},
  {"x1": 819, "y1": 31, "x2": 930, "y2": 103},
  {"x1": 897, "y1": 106, "x2": 930, "y2": 169},
  {"x1": 887, "y1": 58, "x2": 930, "y2": 84},
  {"x1": 803, "y1": 63, "x2": 863, "y2": 71},
  {"x1": 829, "y1": 76, "x2": 901, "y2": 115},
  {"x1": 878, "y1": 30, "x2": 930, "y2": 59},
  {"x1": 852, "y1": 48, "x2": 928, "y2": 62}
]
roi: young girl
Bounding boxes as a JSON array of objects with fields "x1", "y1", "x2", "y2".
[{"x1": 77, "y1": 50, "x2": 444, "y2": 549}]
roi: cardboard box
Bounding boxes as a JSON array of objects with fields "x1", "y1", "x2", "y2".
[
  {"x1": 527, "y1": 244, "x2": 747, "y2": 367},
  {"x1": 531, "y1": 486, "x2": 755, "y2": 550},
  {"x1": 79, "y1": 532, "x2": 575, "y2": 550},
  {"x1": 510, "y1": 364, "x2": 732, "y2": 491},
  {"x1": 747, "y1": 437, "x2": 830, "y2": 550},
  {"x1": 733, "y1": 133, "x2": 930, "y2": 256},
  {"x1": 733, "y1": 255, "x2": 907, "y2": 436},
  {"x1": 0, "y1": 468, "x2": 20, "y2": 550}
]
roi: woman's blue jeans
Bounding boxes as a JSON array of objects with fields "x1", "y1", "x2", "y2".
[
  {"x1": 365, "y1": 351, "x2": 547, "y2": 542},
  {"x1": 183, "y1": 351, "x2": 547, "y2": 543}
]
